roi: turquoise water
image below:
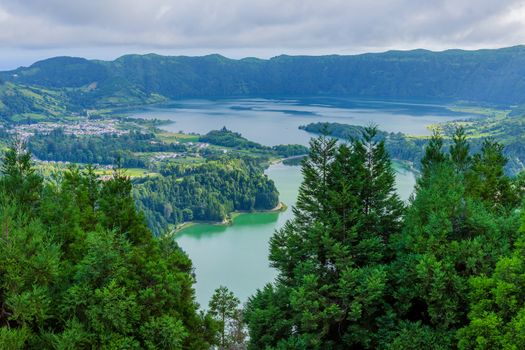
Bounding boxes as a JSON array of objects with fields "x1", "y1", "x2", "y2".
[
  {"x1": 177, "y1": 162, "x2": 415, "y2": 307},
  {"x1": 130, "y1": 97, "x2": 468, "y2": 306}
]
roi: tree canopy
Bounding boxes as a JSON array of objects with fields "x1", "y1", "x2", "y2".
[
  {"x1": 245, "y1": 127, "x2": 525, "y2": 349},
  {"x1": 0, "y1": 144, "x2": 217, "y2": 349}
]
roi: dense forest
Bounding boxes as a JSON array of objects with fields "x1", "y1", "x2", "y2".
[
  {"x1": 28, "y1": 129, "x2": 187, "y2": 168},
  {"x1": 3, "y1": 47, "x2": 525, "y2": 117},
  {"x1": 2, "y1": 126, "x2": 525, "y2": 348},
  {"x1": 134, "y1": 157, "x2": 279, "y2": 234},
  {"x1": 302, "y1": 121, "x2": 525, "y2": 175},
  {"x1": 301, "y1": 122, "x2": 426, "y2": 166},
  {"x1": 0, "y1": 144, "x2": 219, "y2": 348},
  {"x1": 244, "y1": 127, "x2": 525, "y2": 349},
  {"x1": 200, "y1": 127, "x2": 309, "y2": 158}
]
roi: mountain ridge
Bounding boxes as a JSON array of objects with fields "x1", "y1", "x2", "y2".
[{"x1": 1, "y1": 46, "x2": 525, "y2": 121}]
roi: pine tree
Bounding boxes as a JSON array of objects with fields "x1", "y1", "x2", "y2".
[
  {"x1": 420, "y1": 129, "x2": 447, "y2": 178},
  {"x1": 0, "y1": 145, "x2": 218, "y2": 349},
  {"x1": 208, "y1": 286, "x2": 243, "y2": 349},
  {"x1": 0, "y1": 141, "x2": 42, "y2": 214},
  {"x1": 248, "y1": 132, "x2": 403, "y2": 349},
  {"x1": 449, "y1": 126, "x2": 471, "y2": 174},
  {"x1": 357, "y1": 126, "x2": 404, "y2": 253},
  {"x1": 389, "y1": 134, "x2": 520, "y2": 348},
  {"x1": 466, "y1": 138, "x2": 517, "y2": 208},
  {"x1": 98, "y1": 164, "x2": 151, "y2": 245}
]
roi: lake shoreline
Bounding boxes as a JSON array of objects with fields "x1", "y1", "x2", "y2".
[{"x1": 173, "y1": 201, "x2": 288, "y2": 234}]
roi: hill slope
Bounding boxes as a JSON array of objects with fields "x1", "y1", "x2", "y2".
[{"x1": 1, "y1": 46, "x2": 525, "y2": 113}]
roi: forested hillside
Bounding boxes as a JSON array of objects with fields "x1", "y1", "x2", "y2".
[
  {"x1": 244, "y1": 127, "x2": 525, "y2": 349},
  {"x1": 0, "y1": 82, "x2": 69, "y2": 122},
  {"x1": 28, "y1": 129, "x2": 187, "y2": 168},
  {"x1": 0, "y1": 144, "x2": 218, "y2": 348},
  {"x1": 301, "y1": 122, "x2": 426, "y2": 166},
  {"x1": 134, "y1": 157, "x2": 279, "y2": 234},
  {"x1": 3, "y1": 124, "x2": 525, "y2": 348},
  {"x1": 303, "y1": 116, "x2": 525, "y2": 175},
  {"x1": 2, "y1": 46, "x2": 525, "y2": 121}
]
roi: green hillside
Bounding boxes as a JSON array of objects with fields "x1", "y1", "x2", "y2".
[
  {"x1": 2, "y1": 46, "x2": 525, "y2": 118},
  {"x1": 0, "y1": 82, "x2": 69, "y2": 122}
]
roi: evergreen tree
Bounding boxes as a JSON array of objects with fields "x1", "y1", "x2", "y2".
[
  {"x1": 0, "y1": 144, "x2": 217, "y2": 349},
  {"x1": 0, "y1": 140, "x2": 42, "y2": 214},
  {"x1": 247, "y1": 131, "x2": 403, "y2": 349},
  {"x1": 208, "y1": 286, "x2": 244, "y2": 349},
  {"x1": 420, "y1": 129, "x2": 447, "y2": 179},
  {"x1": 466, "y1": 138, "x2": 517, "y2": 208},
  {"x1": 449, "y1": 126, "x2": 471, "y2": 174},
  {"x1": 98, "y1": 164, "x2": 151, "y2": 245},
  {"x1": 356, "y1": 126, "x2": 404, "y2": 252},
  {"x1": 388, "y1": 135, "x2": 520, "y2": 349},
  {"x1": 457, "y1": 233, "x2": 525, "y2": 349}
]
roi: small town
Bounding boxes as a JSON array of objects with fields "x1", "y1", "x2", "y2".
[{"x1": 9, "y1": 118, "x2": 129, "y2": 139}]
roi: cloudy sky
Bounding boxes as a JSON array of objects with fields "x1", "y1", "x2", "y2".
[{"x1": 0, "y1": 0, "x2": 524, "y2": 70}]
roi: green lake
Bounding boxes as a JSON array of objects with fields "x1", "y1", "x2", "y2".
[
  {"x1": 130, "y1": 97, "x2": 470, "y2": 306},
  {"x1": 177, "y1": 161, "x2": 416, "y2": 307}
]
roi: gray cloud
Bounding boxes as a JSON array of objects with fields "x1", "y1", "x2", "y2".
[{"x1": 0, "y1": 0, "x2": 524, "y2": 69}]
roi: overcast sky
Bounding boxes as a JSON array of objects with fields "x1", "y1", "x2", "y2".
[{"x1": 0, "y1": 0, "x2": 524, "y2": 70}]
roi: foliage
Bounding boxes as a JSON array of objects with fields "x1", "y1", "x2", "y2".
[
  {"x1": 301, "y1": 122, "x2": 427, "y2": 168},
  {"x1": 303, "y1": 120, "x2": 525, "y2": 176},
  {"x1": 457, "y1": 236, "x2": 525, "y2": 349},
  {"x1": 134, "y1": 156, "x2": 279, "y2": 234},
  {"x1": 0, "y1": 144, "x2": 217, "y2": 349},
  {"x1": 200, "y1": 127, "x2": 308, "y2": 158},
  {"x1": 245, "y1": 127, "x2": 524, "y2": 349},
  {"x1": 4, "y1": 47, "x2": 525, "y2": 115},
  {"x1": 208, "y1": 286, "x2": 246, "y2": 349},
  {"x1": 28, "y1": 129, "x2": 186, "y2": 168},
  {"x1": 0, "y1": 82, "x2": 68, "y2": 123},
  {"x1": 245, "y1": 127, "x2": 404, "y2": 349}
]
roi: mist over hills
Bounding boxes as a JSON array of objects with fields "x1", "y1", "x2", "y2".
[{"x1": 1, "y1": 46, "x2": 525, "y2": 120}]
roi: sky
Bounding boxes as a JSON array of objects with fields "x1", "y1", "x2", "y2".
[{"x1": 0, "y1": 0, "x2": 524, "y2": 70}]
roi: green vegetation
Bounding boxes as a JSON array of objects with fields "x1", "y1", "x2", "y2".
[
  {"x1": 201, "y1": 127, "x2": 309, "y2": 158},
  {"x1": 201, "y1": 127, "x2": 264, "y2": 150},
  {"x1": 5, "y1": 47, "x2": 525, "y2": 348},
  {"x1": 208, "y1": 286, "x2": 245, "y2": 349},
  {"x1": 301, "y1": 122, "x2": 425, "y2": 166},
  {"x1": 303, "y1": 112, "x2": 525, "y2": 175},
  {"x1": 134, "y1": 157, "x2": 279, "y2": 235},
  {"x1": 4, "y1": 46, "x2": 525, "y2": 123},
  {"x1": 0, "y1": 144, "x2": 217, "y2": 349},
  {"x1": 3, "y1": 123, "x2": 525, "y2": 348},
  {"x1": 0, "y1": 82, "x2": 68, "y2": 122},
  {"x1": 28, "y1": 129, "x2": 187, "y2": 168},
  {"x1": 244, "y1": 127, "x2": 524, "y2": 349},
  {"x1": 1, "y1": 124, "x2": 305, "y2": 236}
]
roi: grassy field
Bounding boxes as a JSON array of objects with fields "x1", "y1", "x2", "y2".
[
  {"x1": 95, "y1": 167, "x2": 160, "y2": 178},
  {"x1": 158, "y1": 132, "x2": 200, "y2": 143}
]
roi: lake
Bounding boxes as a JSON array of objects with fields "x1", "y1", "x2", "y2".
[
  {"x1": 130, "y1": 97, "x2": 478, "y2": 146},
  {"x1": 177, "y1": 162, "x2": 415, "y2": 306},
  {"x1": 130, "y1": 97, "x2": 470, "y2": 307}
]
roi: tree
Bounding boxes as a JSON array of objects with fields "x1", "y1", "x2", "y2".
[
  {"x1": 0, "y1": 140, "x2": 42, "y2": 214},
  {"x1": 420, "y1": 129, "x2": 446, "y2": 179},
  {"x1": 449, "y1": 126, "x2": 471, "y2": 174},
  {"x1": 356, "y1": 126, "x2": 404, "y2": 251},
  {"x1": 457, "y1": 232, "x2": 525, "y2": 349},
  {"x1": 466, "y1": 138, "x2": 517, "y2": 208},
  {"x1": 389, "y1": 133, "x2": 520, "y2": 348},
  {"x1": 209, "y1": 286, "x2": 243, "y2": 349},
  {"x1": 98, "y1": 164, "x2": 151, "y2": 244},
  {"x1": 248, "y1": 131, "x2": 403, "y2": 349},
  {"x1": 0, "y1": 144, "x2": 217, "y2": 349}
]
